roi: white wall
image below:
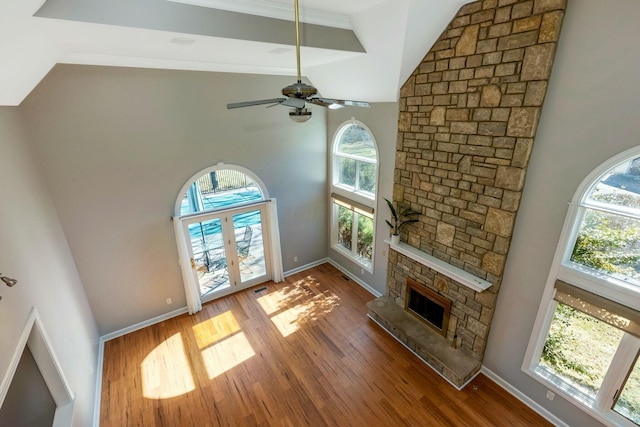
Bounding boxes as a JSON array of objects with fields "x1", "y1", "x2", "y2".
[
  {"x1": 0, "y1": 108, "x2": 99, "y2": 427},
  {"x1": 327, "y1": 103, "x2": 399, "y2": 294},
  {"x1": 20, "y1": 66, "x2": 328, "y2": 335},
  {"x1": 484, "y1": 0, "x2": 640, "y2": 425}
]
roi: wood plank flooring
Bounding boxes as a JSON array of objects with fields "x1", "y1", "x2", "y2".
[{"x1": 100, "y1": 263, "x2": 551, "y2": 426}]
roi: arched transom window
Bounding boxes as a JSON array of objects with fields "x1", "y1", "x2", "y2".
[{"x1": 177, "y1": 166, "x2": 266, "y2": 216}]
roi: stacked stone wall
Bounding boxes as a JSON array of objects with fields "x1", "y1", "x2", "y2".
[{"x1": 388, "y1": 0, "x2": 566, "y2": 359}]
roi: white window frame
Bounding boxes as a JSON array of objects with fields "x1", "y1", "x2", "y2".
[
  {"x1": 330, "y1": 118, "x2": 379, "y2": 272},
  {"x1": 523, "y1": 146, "x2": 640, "y2": 426}
]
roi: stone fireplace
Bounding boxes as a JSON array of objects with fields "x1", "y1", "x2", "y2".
[{"x1": 367, "y1": 0, "x2": 566, "y2": 388}]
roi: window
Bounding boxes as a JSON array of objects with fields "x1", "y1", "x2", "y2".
[
  {"x1": 179, "y1": 168, "x2": 265, "y2": 216},
  {"x1": 331, "y1": 119, "x2": 378, "y2": 271},
  {"x1": 524, "y1": 149, "x2": 640, "y2": 426}
]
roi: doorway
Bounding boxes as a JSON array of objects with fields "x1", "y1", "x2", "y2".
[
  {"x1": 183, "y1": 203, "x2": 270, "y2": 301},
  {"x1": 174, "y1": 163, "x2": 282, "y2": 312}
]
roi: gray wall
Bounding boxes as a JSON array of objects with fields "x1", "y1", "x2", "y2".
[
  {"x1": 484, "y1": 0, "x2": 640, "y2": 425},
  {"x1": 327, "y1": 103, "x2": 399, "y2": 294},
  {"x1": 20, "y1": 66, "x2": 328, "y2": 335},
  {"x1": 0, "y1": 108, "x2": 99, "y2": 426}
]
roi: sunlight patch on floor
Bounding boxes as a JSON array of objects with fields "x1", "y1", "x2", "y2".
[
  {"x1": 256, "y1": 287, "x2": 289, "y2": 315},
  {"x1": 192, "y1": 310, "x2": 241, "y2": 349},
  {"x1": 141, "y1": 333, "x2": 195, "y2": 399},
  {"x1": 201, "y1": 332, "x2": 255, "y2": 379},
  {"x1": 262, "y1": 280, "x2": 342, "y2": 338},
  {"x1": 270, "y1": 304, "x2": 308, "y2": 337}
]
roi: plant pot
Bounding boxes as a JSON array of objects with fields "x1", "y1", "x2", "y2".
[{"x1": 390, "y1": 234, "x2": 400, "y2": 245}]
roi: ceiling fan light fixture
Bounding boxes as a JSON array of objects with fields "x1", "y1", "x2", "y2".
[
  {"x1": 289, "y1": 108, "x2": 312, "y2": 123},
  {"x1": 225, "y1": 0, "x2": 370, "y2": 118}
]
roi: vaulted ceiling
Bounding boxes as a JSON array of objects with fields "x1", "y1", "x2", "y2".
[{"x1": 1, "y1": 0, "x2": 470, "y2": 106}]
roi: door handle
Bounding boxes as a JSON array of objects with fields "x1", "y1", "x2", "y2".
[{"x1": 190, "y1": 258, "x2": 196, "y2": 269}]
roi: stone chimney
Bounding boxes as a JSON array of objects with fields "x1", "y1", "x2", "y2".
[{"x1": 369, "y1": 0, "x2": 567, "y2": 388}]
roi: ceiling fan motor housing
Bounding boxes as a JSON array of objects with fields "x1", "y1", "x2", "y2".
[{"x1": 282, "y1": 81, "x2": 317, "y2": 99}]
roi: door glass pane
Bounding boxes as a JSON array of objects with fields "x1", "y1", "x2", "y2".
[
  {"x1": 232, "y1": 210, "x2": 266, "y2": 283},
  {"x1": 537, "y1": 303, "x2": 624, "y2": 405},
  {"x1": 337, "y1": 204, "x2": 352, "y2": 250},
  {"x1": 613, "y1": 353, "x2": 640, "y2": 425},
  {"x1": 338, "y1": 158, "x2": 356, "y2": 188},
  {"x1": 187, "y1": 218, "x2": 230, "y2": 296}
]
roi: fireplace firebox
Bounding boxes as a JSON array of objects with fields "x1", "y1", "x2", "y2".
[{"x1": 405, "y1": 278, "x2": 451, "y2": 337}]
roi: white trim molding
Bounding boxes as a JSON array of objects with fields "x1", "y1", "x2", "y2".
[{"x1": 0, "y1": 307, "x2": 76, "y2": 427}]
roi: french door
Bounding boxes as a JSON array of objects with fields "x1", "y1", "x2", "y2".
[{"x1": 182, "y1": 203, "x2": 271, "y2": 301}]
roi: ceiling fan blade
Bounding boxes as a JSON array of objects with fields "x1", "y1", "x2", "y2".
[
  {"x1": 308, "y1": 98, "x2": 339, "y2": 108},
  {"x1": 314, "y1": 98, "x2": 371, "y2": 108},
  {"x1": 281, "y1": 97, "x2": 306, "y2": 108},
  {"x1": 227, "y1": 98, "x2": 286, "y2": 109}
]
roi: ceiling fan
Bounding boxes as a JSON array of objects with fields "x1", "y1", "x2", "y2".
[{"x1": 226, "y1": 0, "x2": 370, "y2": 122}]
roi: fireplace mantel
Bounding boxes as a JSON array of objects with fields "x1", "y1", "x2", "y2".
[{"x1": 385, "y1": 240, "x2": 492, "y2": 292}]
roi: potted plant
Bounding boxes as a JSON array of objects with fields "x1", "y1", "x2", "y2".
[{"x1": 384, "y1": 198, "x2": 419, "y2": 244}]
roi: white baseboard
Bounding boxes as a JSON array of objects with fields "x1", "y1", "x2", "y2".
[
  {"x1": 481, "y1": 366, "x2": 569, "y2": 427},
  {"x1": 101, "y1": 306, "x2": 189, "y2": 342},
  {"x1": 283, "y1": 258, "x2": 329, "y2": 277},
  {"x1": 326, "y1": 259, "x2": 382, "y2": 297}
]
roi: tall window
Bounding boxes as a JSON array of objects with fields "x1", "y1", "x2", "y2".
[
  {"x1": 524, "y1": 149, "x2": 640, "y2": 426},
  {"x1": 331, "y1": 119, "x2": 378, "y2": 271}
]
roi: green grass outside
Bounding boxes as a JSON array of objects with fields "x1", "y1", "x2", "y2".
[{"x1": 541, "y1": 304, "x2": 640, "y2": 422}]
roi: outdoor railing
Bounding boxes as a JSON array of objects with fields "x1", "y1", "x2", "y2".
[{"x1": 197, "y1": 169, "x2": 251, "y2": 194}]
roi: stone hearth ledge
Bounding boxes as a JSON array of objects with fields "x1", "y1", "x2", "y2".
[
  {"x1": 385, "y1": 240, "x2": 491, "y2": 292},
  {"x1": 367, "y1": 296, "x2": 481, "y2": 390}
]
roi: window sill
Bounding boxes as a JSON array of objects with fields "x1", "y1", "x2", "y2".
[
  {"x1": 385, "y1": 240, "x2": 492, "y2": 292},
  {"x1": 523, "y1": 365, "x2": 632, "y2": 427}
]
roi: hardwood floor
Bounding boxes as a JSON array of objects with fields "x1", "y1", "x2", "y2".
[{"x1": 100, "y1": 263, "x2": 551, "y2": 426}]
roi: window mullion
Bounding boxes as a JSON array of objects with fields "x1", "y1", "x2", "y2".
[
  {"x1": 560, "y1": 205, "x2": 586, "y2": 264},
  {"x1": 352, "y1": 211, "x2": 359, "y2": 257}
]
